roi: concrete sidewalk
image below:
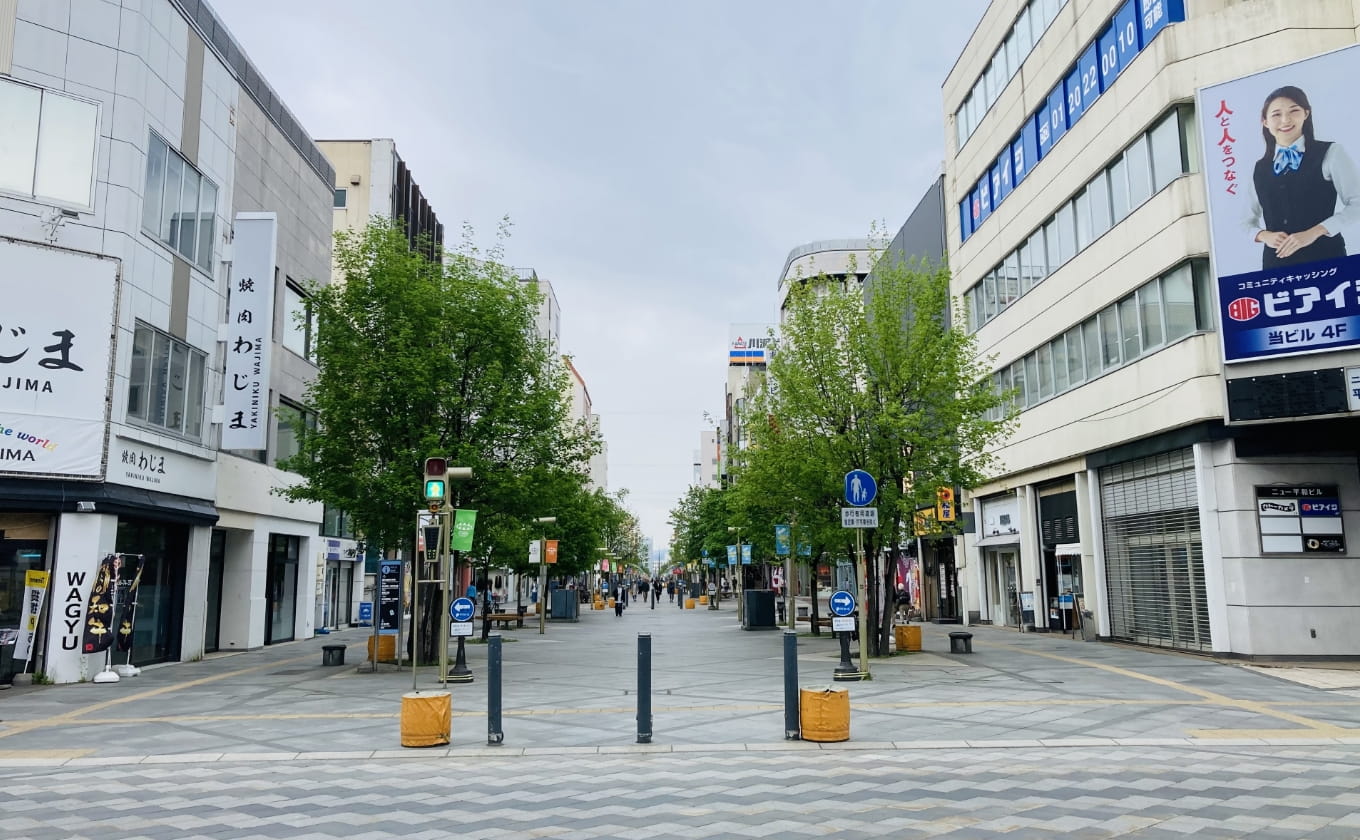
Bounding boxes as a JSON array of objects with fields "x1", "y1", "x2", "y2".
[{"x1": 3, "y1": 601, "x2": 1360, "y2": 766}]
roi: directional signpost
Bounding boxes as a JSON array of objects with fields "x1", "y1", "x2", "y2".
[
  {"x1": 841, "y1": 470, "x2": 878, "y2": 681},
  {"x1": 450, "y1": 597, "x2": 474, "y2": 636},
  {"x1": 829, "y1": 589, "x2": 860, "y2": 680}
]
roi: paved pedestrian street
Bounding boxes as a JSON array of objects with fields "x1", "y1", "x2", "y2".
[{"x1": 4, "y1": 605, "x2": 1360, "y2": 838}]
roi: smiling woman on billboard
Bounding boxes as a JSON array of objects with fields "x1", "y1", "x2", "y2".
[{"x1": 1243, "y1": 84, "x2": 1360, "y2": 269}]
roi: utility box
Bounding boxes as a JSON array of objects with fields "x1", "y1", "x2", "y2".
[
  {"x1": 550, "y1": 589, "x2": 579, "y2": 621},
  {"x1": 742, "y1": 589, "x2": 777, "y2": 629}
]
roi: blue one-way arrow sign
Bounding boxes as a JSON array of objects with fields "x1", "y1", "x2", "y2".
[
  {"x1": 829, "y1": 590, "x2": 856, "y2": 617},
  {"x1": 845, "y1": 470, "x2": 877, "y2": 507},
  {"x1": 450, "y1": 597, "x2": 475, "y2": 622}
]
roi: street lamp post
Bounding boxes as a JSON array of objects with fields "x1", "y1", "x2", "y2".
[{"x1": 533, "y1": 517, "x2": 557, "y2": 635}]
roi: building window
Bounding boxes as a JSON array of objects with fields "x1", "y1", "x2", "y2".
[
  {"x1": 333, "y1": 188, "x2": 347, "y2": 208},
  {"x1": 142, "y1": 131, "x2": 217, "y2": 273},
  {"x1": 965, "y1": 107, "x2": 1195, "y2": 332},
  {"x1": 0, "y1": 77, "x2": 98, "y2": 209},
  {"x1": 282, "y1": 281, "x2": 315, "y2": 360},
  {"x1": 322, "y1": 505, "x2": 355, "y2": 539},
  {"x1": 275, "y1": 400, "x2": 316, "y2": 465},
  {"x1": 126, "y1": 322, "x2": 207, "y2": 439},
  {"x1": 990, "y1": 261, "x2": 1211, "y2": 413}
]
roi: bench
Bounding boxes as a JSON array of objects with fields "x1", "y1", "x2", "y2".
[{"x1": 795, "y1": 615, "x2": 833, "y2": 627}]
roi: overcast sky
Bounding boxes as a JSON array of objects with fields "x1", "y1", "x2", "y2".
[{"x1": 212, "y1": 0, "x2": 984, "y2": 552}]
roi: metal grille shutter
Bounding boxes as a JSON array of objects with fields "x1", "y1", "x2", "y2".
[{"x1": 1100, "y1": 448, "x2": 1212, "y2": 652}]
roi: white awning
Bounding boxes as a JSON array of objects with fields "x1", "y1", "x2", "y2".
[
  {"x1": 973, "y1": 533, "x2": 1021, "y2": 548},
  {"x1": 1055, "y1": 543, "x2": 1083, "y2": 557}
]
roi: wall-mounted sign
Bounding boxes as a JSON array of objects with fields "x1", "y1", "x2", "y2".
[
  {"x1": 109, "y1": 435, "x2": 214, "y2": 497},
  {"x1": 728, "y1": 323, "x2": 774, "y2": 366},
  {"x1": 1199, "y1": 45, "x2": 1360, "y2": 363},
  {"x1": 1256, "y1": 485, "x2": 1345, "y2": 553},
  {"x1": 221, "y1": 213, "x2": 277, "y2": 450},
  {"x1": 0, "y1": 240, "x2": 117, "y2": 477}
]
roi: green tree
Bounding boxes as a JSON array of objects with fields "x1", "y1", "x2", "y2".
[
  {"x1": 280, "y1": 219, "x2": 598, "y2": 663},
  {"x1": 740, "y1": 253, "x2": 1014, "y2": 657}
]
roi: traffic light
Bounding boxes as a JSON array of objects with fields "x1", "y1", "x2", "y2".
[{"x1": 423, "y1": 457, "x2": 448, "y2": 503}]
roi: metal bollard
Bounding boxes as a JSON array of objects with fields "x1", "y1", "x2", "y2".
[
  {"x1": 487, "y1": 634, "x2": 503, "y2": 745},
  {"x1": 637, "y1": 633, "x2": 652, "y2": 743},
  {"x1": 783, "y1": 629, "x2": 800, "y2": 740}
]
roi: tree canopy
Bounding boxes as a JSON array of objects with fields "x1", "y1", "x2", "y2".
[{"x1": 731, "y1": 251, "x2": 1015, "y2": 655}]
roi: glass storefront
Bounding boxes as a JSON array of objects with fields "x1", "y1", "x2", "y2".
[
  {"x1": 0, "y1": 513, "x2": 51, "y2": 683},
  {"x1": 114, "y1": 518, "x2": 188, "y2": 667}
]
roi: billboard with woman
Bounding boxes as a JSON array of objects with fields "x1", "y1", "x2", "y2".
[{"x1": 1198, "y1": 45, "x2": 1360, "y2": 362}]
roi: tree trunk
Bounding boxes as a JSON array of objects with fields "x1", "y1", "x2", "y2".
[
  {"x1": 808, "y1": 555, "x2": 821, "y2": 636},
  {"x1": 878, "y1": 544, "x2": 897, "y2": 656}
]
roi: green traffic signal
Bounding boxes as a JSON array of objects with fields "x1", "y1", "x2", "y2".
[{"x1": 424, "y1": 478, "x2": 447, "y2": 501}]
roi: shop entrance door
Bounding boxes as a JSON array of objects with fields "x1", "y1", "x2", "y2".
[{"x1": 265, "y1": 534, "x2": 299, "y2": 645}]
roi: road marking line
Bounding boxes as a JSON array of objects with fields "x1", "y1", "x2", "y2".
[{"x1": 984, "y1": 638, "x2": 1354, "y2": 735}]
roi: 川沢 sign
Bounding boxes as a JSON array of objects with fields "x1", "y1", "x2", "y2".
[
  {"x1": 0, "y1": 241, "x2": 117, "y2": 477},
  {"x1": 1198, "y1": 45, "x2": 1360, "y2": 362},
  {"x1": 728, "y1": 323, "x2": 774, "y2": 366}
]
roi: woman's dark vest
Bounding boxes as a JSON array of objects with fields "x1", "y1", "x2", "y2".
[{"x1": 1253, "y1": 139, "x2": 1347, "y2": 268}]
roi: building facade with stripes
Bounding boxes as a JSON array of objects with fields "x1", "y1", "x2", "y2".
[{"x1": 945, "y1": 0, "x2": 1360, "y2": 657}]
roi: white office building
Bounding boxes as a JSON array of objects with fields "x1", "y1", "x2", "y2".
[{"x1": 946, "y1": 0, "x2": 1360, "y2": 657}]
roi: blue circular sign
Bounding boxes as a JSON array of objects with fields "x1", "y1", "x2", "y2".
[
  {"x1": 844, "y1": 470, "x2": 877, "y2": 507},
  {"x1": 450, "y1": 597, "x2": 475, "y2": 622},
  {"x1": 829, "y1": 590, "x2": 856, "y2": 617}
]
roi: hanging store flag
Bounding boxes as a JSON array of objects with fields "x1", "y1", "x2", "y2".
[
  {"x1": 221, "y1": 213, "x2": 277, "y2": 449},
  {"x1": 774, "y1": 524, "x2": 791, "y2": 556},
  {"x1": 14, "y1": 570, "x2": 51, "y2": 661},
  {"x1": 114, "y1": 555, "x2": 144, "y2": 652},
  {"x1": 451, "y1": 509, "x2": 477, "y2": 552},
  {"x1": 82, "y1": 554, "x2": 120, "y2": 654}
]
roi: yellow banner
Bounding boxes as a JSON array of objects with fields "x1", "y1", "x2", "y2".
[
  {"x1": 936, "y1": 487, "x2": 956, "y2": 522},
  {"x1": 25, "y1": 570, "x2": 50, "y2": 589}
]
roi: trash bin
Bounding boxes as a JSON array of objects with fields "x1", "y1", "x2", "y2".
[
  {"x1": 322, "y1": 644, "x2": 346, "y2": 666},
  {"x1": 742, "y1": 589, "x2": 776, "y2": 629}
]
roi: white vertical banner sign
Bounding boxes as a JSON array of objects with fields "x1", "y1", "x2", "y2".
[
  {"x1": 222, "y1": 213, "x2": 277, "y2": 450},
  {"x1": 14, "y1": 570, "x2": 51, "y2": 661}
]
